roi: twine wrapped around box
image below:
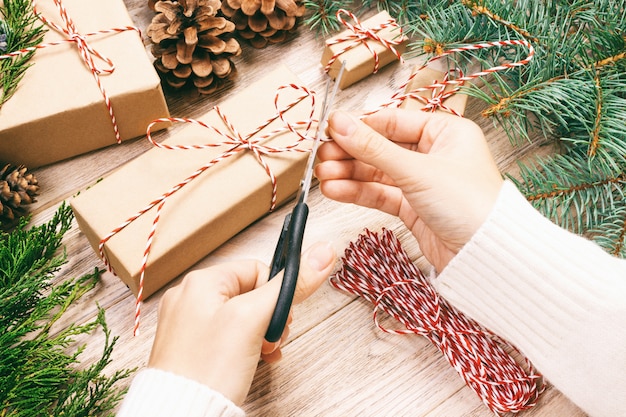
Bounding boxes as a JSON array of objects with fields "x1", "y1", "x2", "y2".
[
  {"x1": 321, "y1": 9, "x2": 407, "y2": 89},
  {"x1": 0, "y1": 0, "x2": 169, "y2": 167},
  {"x1": 0, "y1": 0, "x2": 138, "y2": 142},
  {"x1": 71, "y1": 67, "x2": 321, "y2": 335}
]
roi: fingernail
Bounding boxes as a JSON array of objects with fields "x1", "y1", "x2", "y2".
[
  {"x1": 330, "y1": 111, "x2": 357, "y2": 137},
  {"x1": 306, "y1": 242, "x2": 335, "y2": 271}
]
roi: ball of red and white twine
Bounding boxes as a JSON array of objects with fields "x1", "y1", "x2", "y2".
[{"x1": 331, "y1": 228, "x2": 545, "y2": 414}]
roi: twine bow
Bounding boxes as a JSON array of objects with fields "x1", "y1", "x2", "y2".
[
  {"x1": 98, "y1": 84, "x2": 318, "y2": 336},
  {"x1": 331, "y1": 228, "x2": 545, "y2": 415},
  {"x1": 0, "y1": 0, "x2": 141, "y2": 142},
  {"x1": 324, "y1": 9, "x2": 405, "y2": 74},
  {"x1": 413, "y1": 68, "x2": 465, "y2": 116},
  {"x1": 368, "y1": 39, "x2": 535, "y2": 116}
]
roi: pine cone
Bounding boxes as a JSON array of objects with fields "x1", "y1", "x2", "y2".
[
  {"x1": 220, "y1": 0, "x2": 305, "y2": 48},
  {"x1": 0, "y1": 163, "x2": 39, "y2": 228},
  {"x1": 147, "y1": 0, "x2": 242, "y2": 94}
]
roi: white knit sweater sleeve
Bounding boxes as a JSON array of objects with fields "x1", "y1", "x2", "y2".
[
  {"x1": 117, "y1": 368, "x2": 245, "y2": 417},
  {"x1": 432, "y1": 180, "x2": 626, "y2": 417}
]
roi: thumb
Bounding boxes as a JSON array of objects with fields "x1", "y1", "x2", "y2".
[
  {"x1": 327, "y1": 110, "x2": 425, "y2": 180},
  {"x1": 239, "y1": 241, "x2": 336, "y2": 327},
  {"x1": 291, "y1": 241, "x2": 336, "y2": 304}
]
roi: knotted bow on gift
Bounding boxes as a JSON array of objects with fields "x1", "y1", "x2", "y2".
[
  {"x1": 324, "y1": 9, "x2": 405, "y2": 74},
  {"x1": 332, "y1": 229, "x2": 545, "y2": 414},
  {"x1": 368, "y1": 39, "x2": 535, "y2": 116},
  {"x1": 98, "y1": 84, "x2": 318, "y2": 336},
  {"x1": 0, "y1": 0, "x2": 140, "y2": 141},
  {"x1": 413, "y1": 68, "x2": 466, "y2": 116}
]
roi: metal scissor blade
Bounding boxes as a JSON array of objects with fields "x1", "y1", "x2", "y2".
[
  {"x1": 298, "y1": 61, "x2": 346, "y2": 204},
  {"x1": 265, "y1": 63, "x2": 346, "y2": 343}
]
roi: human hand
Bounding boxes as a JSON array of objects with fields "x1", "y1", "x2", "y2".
[
  {"x1": 315, "y1": 109, "x2": 503, "y2": 272},
  {"x1": 147, "y1": 241, "x2": 336, "y2": 405}
]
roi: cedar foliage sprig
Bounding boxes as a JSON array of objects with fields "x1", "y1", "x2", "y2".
[
  {"x1": 0, "y1": 0, "x2": 45, "y2": 107},
  {"x1": 0, "y1": 203, "x2": 132, "y2": 416}
]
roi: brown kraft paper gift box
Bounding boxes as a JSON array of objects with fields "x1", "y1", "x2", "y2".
[
  {"x1": 0, "y1": 0, "x2": 169, "y2": 168},
  {"x1": 321, "y1": 10, "x2": 408, "y2": 90},
  {"x1": 71, "y1": 65, "x2": 316, "y2": 299},
  {"x1": 399, "y1": 62, "x2": 468, "y2": 114}
]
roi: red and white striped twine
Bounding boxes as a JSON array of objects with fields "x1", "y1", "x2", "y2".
[
  {"x1": 366, "y1": 39, "x2": 535, "y2": 116},
  {"x1": 98, "y1": 84, "x2": 318, "y2": 336},
  {"x1": 324, "y1": 9, "x2": 405, "y2": 74},
  {"x1": 331, "y1": 228, "x2": 545, "y2": 415},
  {"x1": 0, "y1": 0, "x2": 141, "y2": 142},
  {"x1": 410, "y1": 68, "x2": 466, "y2": 117}
]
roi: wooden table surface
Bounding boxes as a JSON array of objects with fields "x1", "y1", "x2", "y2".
[{"x1": 30, "y1": 1, "x2": 587, "y2": 416}]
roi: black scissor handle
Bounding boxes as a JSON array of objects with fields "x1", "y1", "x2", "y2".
[{"x1": 265, "y1": 202, "x2": 309, "y2": 342}]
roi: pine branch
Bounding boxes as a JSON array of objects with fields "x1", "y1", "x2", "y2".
[
  {"x1": 407, "y1": 2, "x2": 485, "y2": 51},
  {"x1": 400, "y1": 0, "x2": 626, "y2": 257},
  {"x1": 578, "y1": 71, "x2": 626, "y2": 170},
  {"x1": 589, "y1": 202, "x2": 626, "y2": 258},
  {"x1": 53, "y1": 308, "x2": 132, "y2": 417},
  {"x1": 384, "y1": 0, "x2": 429, "y2": 27},
  {"x1": 405, "y1": 0, "x2": 625, "y2": 144},
  {"x1": 513, "y1": 148, "x2": 626, "y2": 258},
  {"x1": 0, "y1": 203, "x2": 132, "y2": 416},
  {"x1": 460, "y1": 0, "x2": 539, "y2": 43},
  {"x1": 303, "y1": 0, "x2": 348, "y2": 35},
  {"x1": 0, "y1": 0, "x2": 45, "y2": 107},
  {"x1": 302, "y1": 0, "x2": 448, "y2": 36},
  {"x1": 0, "y1": 202, "x2": 71, "y2": 288},
  {"x1": 360, "y1": 0, "x2": 440, "y2": 26},
  {"x1": 510, "y1": 149, "x2": 626, "y2": 235}
]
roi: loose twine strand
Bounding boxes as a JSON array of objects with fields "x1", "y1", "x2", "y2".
[
  {"x1": 98, "y1": 84, "x2": 317, "y2": 336},
  {"x1": 324, "y1": 8, "x2": 405, "y2": 74},
  {"x1": 331, "y1": 228, "x2": 545, "y2": 415},
  {"x1": 366, "y1": 38, "x2": 535, "y2": 116},
  {"x1": 0, "y1": 0, "x2": 141, "y2": 143}
]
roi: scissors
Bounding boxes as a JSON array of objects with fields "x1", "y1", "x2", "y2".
[{"x1": 264, "y1": 63, "x2": 346, "y2": 343}]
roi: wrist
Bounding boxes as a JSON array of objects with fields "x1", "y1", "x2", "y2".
[{"x1": 118, "y1": 368, "x2": 245, "y2": 417}]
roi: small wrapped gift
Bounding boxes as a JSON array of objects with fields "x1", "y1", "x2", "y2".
[
  {"x1": 71, "y1": 65, "x2": 316, "y2": 300},
  {"x1": 321, "y1": 10, "x2": 408, "y2": 89},
  {"x1": 399, "y1": 64, "x2": 468, "y2": 115},
  {"x1": 0, "y1": 0, "x2": 169, "y2": 168}
]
